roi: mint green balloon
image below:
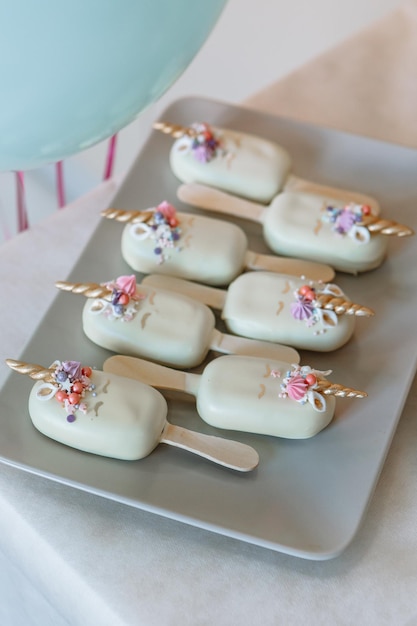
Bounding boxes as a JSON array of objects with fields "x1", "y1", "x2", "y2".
[{"x1": 0, "y1": 1, "x2": 227, "y2": 171}]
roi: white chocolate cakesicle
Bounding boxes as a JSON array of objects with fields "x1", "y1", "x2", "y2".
[
  {"x1": 56, "y1": 276, "x2": 299, "y2": 368},
  {"x1": 155, "y1": 121, "x2": 380, "y2": 211},
  {"x1": 104, "y1": 354, "x2": 367, "y2": 440},
  {"x1": 177, "y1": 185, "x2": 414, "y2": 274},
  {"x1": 6, "y1": 359, "x2": 259, "y2": 470},
  {"x1": 142, "y1": 273, "x2": 374, "y2": 352},
  {"x1": 102, "y1": 203, "x2": 335, "y2": 285}
]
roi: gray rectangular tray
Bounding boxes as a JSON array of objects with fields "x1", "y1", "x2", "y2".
[{"x1": 0, "y1": 96, "x2": 416, "y2": 560}]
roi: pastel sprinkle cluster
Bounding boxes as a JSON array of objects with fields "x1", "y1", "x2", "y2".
[
  {"x1": 290, "y1": 284, "x2": 318, "y2": 324},
  {"x1": 271, "y1": 365, "x2": 330, "y2": 412},
  {"x1": 190, "y1": 122, "x2": 223, "y2": 163},
  {"x1": 52, "y1": 360, "x2": 95, "y2": 422},
  {"x1": 104, "y1": 275, "x2": 143, "y2": 321},
  {"x1": 323, "y1": 203, "x2": 372, "y2": 237},
  {"x1": 148, "y1": 201, "x2": 181, "y2": 263},
  {"x1": 290, "y1": 283, "x2": 338, "y2": 333}
]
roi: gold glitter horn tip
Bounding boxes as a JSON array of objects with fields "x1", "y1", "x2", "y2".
[
  {"x1": 362, "y1": 215, "x2": 414, "y2": 237},
  {"x1": 152, "y1": 121, "x2": 197, "y2": 139},
  {"x1": 101, "y1": 207, "x2": 154, "y2": 224},
  {"x1": 55, "y1": 280, "x2": 112, "y2": 301},
  {"x1": 315, "y1": 294, "x2": 375, "y2": 317},
  {"x1": 316, "y1": 379, "x2": 367, "y2": 399},
  {"x1": 5, "y1": 359, "x2": 56, "y2": 384}
]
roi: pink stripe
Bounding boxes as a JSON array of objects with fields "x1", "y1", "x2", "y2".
[
  {"x1": 103, "y1": 134, "x2": 117, "y2": 180},
  {"x1": 16, "y1": 171, "x2": 29, "y2": 232},
  {"x1": 56, "y1": 161, "x2": 66, "y2": 208}
]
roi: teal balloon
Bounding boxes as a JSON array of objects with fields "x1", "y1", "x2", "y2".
[{"x1": 0, "y1": 0, "x2": 227, "y2": 171}]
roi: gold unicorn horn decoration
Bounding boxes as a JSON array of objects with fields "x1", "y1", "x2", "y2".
[
  {"x1": 315, "y1": 379, "x2": 367, "y2": 399},
  {"x1": 5, "y1": 359, "x2": 56, "y2": 384},
  {"x1": 101, "y1": 207, "x2": 154, "y2": 224},
  {"x1": 361, "y1": 214, "x2": 414, "y2": 237},
  {"x1": 152, "y1": 121, "x2": 197, "y2": 139},
  {"x1": 55, "y1": 281, "x2": 112, "y2": 301},
  {"x1": 314, "y1": 294, "x2": 374, "y2": 317}
]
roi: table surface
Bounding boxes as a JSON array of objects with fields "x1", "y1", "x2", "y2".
[{"x1": 1, "y1": 1, "x2": 416, "y2": 625}]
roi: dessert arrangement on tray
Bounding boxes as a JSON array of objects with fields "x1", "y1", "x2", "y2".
[
  {"x1": 2, "y1": 94, "x2": 417, "y2": 560},
  {"x1": 6, "y1": 118, "x2": 414, "y2": 474}
]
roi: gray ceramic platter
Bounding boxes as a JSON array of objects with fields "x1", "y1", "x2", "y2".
[{"x1": 0, "y1": 96, "x2": 416, "y2": 560}]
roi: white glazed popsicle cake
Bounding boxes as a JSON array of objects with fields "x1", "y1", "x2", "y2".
[
  {"x1": 103, "y1": 354, "x2": 367, "y2": 440},
  {"x1": 168, "y1": 123, "x2": 291, "y2": 203},
  {"x1": 157, "y1": 121, "x2": 379, "y2": 210},
  {"x1": 120, "y1": 205, "x2": 248, "y2": 285},
  {"x1": 103, "y1": 201, "x2": 335, "y2": 285},
  {"x1": 57, "y1": 275, "x2": 300, "y2": 368},
  {"x1": 82, "y1": 279, "x2": 215, "y2": 368},
  {"x1": 263, "y1": 192, "x2": 389, "y2": 273},
  {"x1": 142, "y1": 272, "x2": 374, "y2": 353},
  {"x1": 7, "y1": 358, "x2": 260, "y2": 470},
  {"x1": 196, "y1": 356, "x2": 336, "y2": 439},
  {"x1": 176, "y1": 184, "x2": 415, "y2": 274},
  {"x1": 29, "y1": 364, "x2": 167, "y2": 460},
  {"x1": 222, "y1": 272, "x2": 357, "y2": 351}
]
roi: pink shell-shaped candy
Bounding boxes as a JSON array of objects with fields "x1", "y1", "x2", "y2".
[
  {"x1": 157, "y1": 200, "x2": 177, "y2": 220},
  {"x1": 286, "y1": 374, "x2": 309, "y2": 401},
  {"x1": 116, "y1": 275, "x2": 137, "y2": 296}
]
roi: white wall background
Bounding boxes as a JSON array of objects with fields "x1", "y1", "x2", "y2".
[{"x1": 0, "y1": 0, "x2": 402, "y2": 240}]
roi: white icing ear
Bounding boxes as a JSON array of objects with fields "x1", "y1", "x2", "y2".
[
  {"x1": 174, "y1": 136, "x2": 193, "y2": 153},
  {"x1": 36, "y1": 382, "x2": 57, "y2": 401},
  {"x1": 316, "y1": 308, "x2": 338, "y2": 328},
  {"x1": 321, "y1": 310, "x2": 338, "y2": 327},
  {"x1": 307, "y1": 390, "x2": 327, "y2": 412},
  {"x1": 322, "y1": 283, "x2": 344, "y2": 297},
  {"x1": 129, "y1": 222, "x2": 153, "y2": 241},
  {"x1": 89, "y1": 299, "x2": 108, "y2": 315},
  {"x1": 349, "y1": 225, "x2": 370, "y2": 244}
]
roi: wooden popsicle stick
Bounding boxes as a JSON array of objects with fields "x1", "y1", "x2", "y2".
[
  {"x1": 284, "y1": 175, "x2": 380, "y2": 215},
  {"x1": 210, "y1": 329, "x2": 300, "y2": 364},
  {"x1": 177, "y1": 183, "x2": 265, "y2": 223},
  {"x1": 103, "y1": 355, "x2": 200, "y2": 396},
  {"x1": 141, "y1": 274, "x2": 227, "y2": 310},
  {"x1": 160, "y1": 422, "x2": 259, "y2": 472},
  {"x1": 244, "y1": 251, "x2": 335, "y2": 282}
]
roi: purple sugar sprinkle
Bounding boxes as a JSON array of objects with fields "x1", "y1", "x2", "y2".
[{"x1": 67, "y1": 414, "x2": 76, "y2": 423}]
